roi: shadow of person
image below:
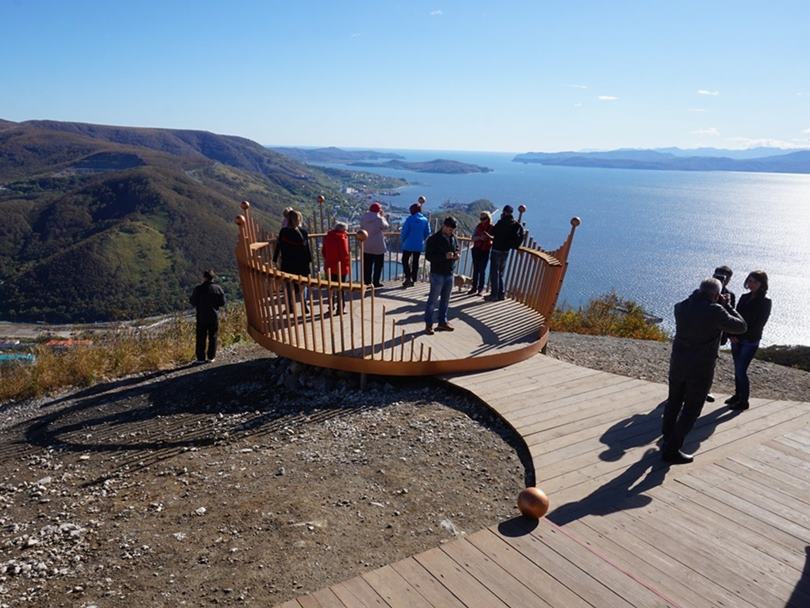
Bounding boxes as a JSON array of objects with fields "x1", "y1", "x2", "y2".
[
  {"x1": 599, "y1": 400, "x2": 742, "y2": 462},
  {"x1": 550, "y1": 401, "x2": 743, "y2": 526},
  {"x1": 787, "y1": 546, "x2": 810, "y2": 607}
]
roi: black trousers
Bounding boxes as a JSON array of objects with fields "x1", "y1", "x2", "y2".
[
  {"x1": 662, "y1": 364, "x2": 714, "y2": 454},
  {"x1": 401, "y1": 250, "x2": 421, "y2": 282},
  {"x1": 195, "y1": 320, "x2": 219, "y2": 362},
  {"x1": 363, "y1": 253, "x2": 384, "y2": 285}
]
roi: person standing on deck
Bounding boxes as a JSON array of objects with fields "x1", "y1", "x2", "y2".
[
  {"x1": 485, "y1": 205, "x2": 524, "y2": 301},
  {"x1": 469, "y1": 210, "x2": 493, "y2": 296},
  {"x1": 705, "y1": 265, "x2": 736, "y2": 403},
  {"x1": 424, "y1": 217, "x2": 460, "y2": 335},
  {"x1": 727, "y1": 270, "x2": 772, "y2": 411},
  {"x1": 273, "y1": 209, "x2": 312, "y2": 314},
  {"x1": 360, "y1": 202, "x2": 389, "y2": 288},
  {"x1": 322, "y1": 221, "x2": 351, "y2": 314},
  {"x1": 190, "y1": 269, "x2": 226, "y2": 363},
  {"x1": 662, "y1": 278, "x2": 746, "y2": 464},
  {"x1": 400, "y1": 202, "x2": 431, "y2": 288}
]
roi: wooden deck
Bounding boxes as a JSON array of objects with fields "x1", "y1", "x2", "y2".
[{"x1": 280, "y1": 354, "x2": 810, "y2": 607}]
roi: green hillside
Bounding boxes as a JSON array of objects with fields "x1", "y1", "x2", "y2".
[{"x1": 0, "y1": 120, "x2": 355, "y2": 322}]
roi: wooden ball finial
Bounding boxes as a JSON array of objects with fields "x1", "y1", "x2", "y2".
[
  {"x1": 570, "y1": 217, "x2": 582, "y2": 227},
  {"x1": 517, "y1": 487, "x2": 549, "y2": 519},
  {"x1": 356, "y1": 229, "x2": 369, "y2": 242},
  {"x1": 240, "y1": 200, "x2": 250, "y2": 210},
  {"x1": 518, "y1": 204, "x2": 527, "y2": 214},
  {"x1": 318, "y1": 195, "x2": 325, "y2": 204},
  {"x1": 235, "y1": 215, "x2": 246, "y2": 226}
]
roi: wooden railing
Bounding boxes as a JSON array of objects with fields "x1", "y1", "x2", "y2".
[{"x1": 235, "y1": 199, "x2": 580, "y2": 375}]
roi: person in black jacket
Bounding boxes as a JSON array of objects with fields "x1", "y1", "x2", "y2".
[
  {"x1": 662, "y1": 277, "x2": 747, "y2": 464},
  {"x1": 273, "y1": 209, "x2": 312, "y2": 314},
  {"x1": 485, "y1": 205, "x2": 524, "y2": 301},
  {"x1": 190, "y1": 269, "x2": 226, "y2": 363},
  {"x1": 726, "y1": 270, "x2": 772, "y2": 411},
  {"x1": 423, "y1": 217, "x2": 459, "y2": 334}
]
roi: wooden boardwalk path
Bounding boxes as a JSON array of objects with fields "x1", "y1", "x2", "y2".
[{"x1": 280, "y1": 354, "x2": 810, "y2": 607}]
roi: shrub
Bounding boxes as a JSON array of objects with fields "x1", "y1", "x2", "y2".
[
  {"x1": 755, "y1": 345, "x2": 810, "y2": 372},
  {"x1": 551, "y1": 293, "x2": 668, "y2": 342},
  {"x1": 0, "y1": 305, "x2": 248, "y2": 404}
]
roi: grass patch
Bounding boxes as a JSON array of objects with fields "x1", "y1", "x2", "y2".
[
  {"x1": 551, "y1": 293, "x2": 668, "y2": 341},
  {"x1": 755, "y1": 344, "x2": 810, "y2": 372},
  {"x1": 0, "y1": 306, "x2": 248, "y2": 404}
]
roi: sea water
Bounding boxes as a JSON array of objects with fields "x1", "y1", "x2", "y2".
[{"x1": 320, "y1": 150, "x2": 810, "y2": 347}]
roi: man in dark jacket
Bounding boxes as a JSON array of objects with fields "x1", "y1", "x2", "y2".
[
  {"x1": 485, "y1": 205, "x2": 524, "y2": 301},
  {"x1": 424, "y1": 217, "x2": 459, "y2": 334},
  {"x1": 662, "y1": 277, "x2": 747, "y2": 464},
  {"x1": 190, "y1": 270, "x2": 226, "y2": 363}
]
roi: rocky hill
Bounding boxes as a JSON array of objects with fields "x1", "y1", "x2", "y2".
[{"x1": 0, "y1": 120, "x2": 351, "y2": 322}]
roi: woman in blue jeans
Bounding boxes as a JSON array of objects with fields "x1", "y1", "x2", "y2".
[{"x1": 726, "y1": 270, "x2": 772, "y2": 411}]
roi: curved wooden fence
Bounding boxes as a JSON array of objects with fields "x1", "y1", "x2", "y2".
[{"x1": 235, "y1": 199, "x2": 580, "y2": 375}]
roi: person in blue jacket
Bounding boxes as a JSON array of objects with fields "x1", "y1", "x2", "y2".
[{"x1": 399, "y1": 202, "x2": 431, "y2": 287}]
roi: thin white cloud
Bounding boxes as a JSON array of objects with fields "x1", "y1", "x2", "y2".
[
  {"x1": 350, "y1": 32, "x2": 361, "y2": 38},
  {"x1": 724, "y1": 136, "x2": 808, "y2": 149},
  {"x1": 597, "y1": 95, "x2": 618, "y2": 101},
  {"x1": 803, "y1": 127, "x2": 810, "y2": 134},
  {"x1": 430, "y1": 9, "x2": 443, "y2": 16},
  {"x1": 688, "y1": 108, "x2": 706, "y2": 112},
  {"x1": 567, "y1": 84, "x2": 588, "y2": 89},
  {"x1": 573, "y1": 103, "x2": 583, "y2": 107},
  {"x1": 697, "y1": 89, "x2": 719, "y2": 96},
  {"x1": 691, "y1": 127, "x2": 720, "y2": 136}
]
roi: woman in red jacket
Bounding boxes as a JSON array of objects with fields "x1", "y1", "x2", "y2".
[
  {"x1": 322, "y1": 221, "x2": 351, "y2": 313},
  {"x1": 469, "y1": 211, "x2": 493, "y2": 296}
]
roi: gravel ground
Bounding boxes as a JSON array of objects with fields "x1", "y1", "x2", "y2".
[
  {"x1": 0, "y1": 345, "x2": 528, "y2": 607},
  {"x1": 546, "y1": 332, "x2": 810, "y2": 402}
]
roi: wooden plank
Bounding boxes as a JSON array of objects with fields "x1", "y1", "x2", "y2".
[
  {"x1": 440, "y1": 536, "x2": 554, "y2": 608},
  {"x1": 331, "y1": 577, "x2": 389, "y2": 607},
  {"x1": 276, "y1": 600, "x2": 304, "y2": 608},
  {"x1": 499, "y1": 525, "x2": 634, "y2": 608},
  {"x1": 414, "y1": 546, "x2": 510, "y2": 608},
  {"x1": 468, "y1": 529, "x2": 592, "y2": 608},
  {"x1": 717, "y1": 457, "x2": 810, "y2": 505},
  {"x1": 362, "y1": 565, "x2": 434, "y2": 608},
  {"x1": 298, "y1": 588, "x2": 347, "y2": 608},
  {"x1": 390, "y1": 557, "x2": 467, "y2": 608}
]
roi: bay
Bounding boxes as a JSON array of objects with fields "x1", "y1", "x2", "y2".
[{"x1": 323, "y1": 150, "x2": 810, "y2": 347}]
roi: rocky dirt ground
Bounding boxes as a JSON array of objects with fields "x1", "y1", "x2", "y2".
[{"x1": 0, "y1": 345, "x2": 528, "y2": 607}]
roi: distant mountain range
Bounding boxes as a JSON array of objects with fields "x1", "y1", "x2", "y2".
[
  {"x1": 271, "y1": 146, "x2": 404, "y2": 163},
  {"x1": 349, "y1": 159, "x2": 493, "y2": 174},
  {"x1": 513, "y1": 147, "x2": 810, "y2": 174},
  {"x1": 0, "y1": 120, "x2": 353, "y2": 322}
]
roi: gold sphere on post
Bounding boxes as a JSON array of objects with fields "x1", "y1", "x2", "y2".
[
  {"x1": 235, "y1": 215, "x2": 246, "y2": 226},
  {"x1": 570, "y1": 217, "x2": 582, "y2": 227},
  {"x1": 240, "y1": 200, "x2": 250, "y2": 210},
  {"x1": 318, "y1": 195, "x2": 325, "y2": 204},
  {"x1": 356, "y1": 229, "x2": 369, "y2": 242},
  {"x1": 518, "y1": 204, "x2": 527, "y2": 214},
  {"x1": 418, "y1": 195, "x2": 426, "y2": 204},
  {"x1": 517, "y1": 487, "x2": 549, "y2": 519}
]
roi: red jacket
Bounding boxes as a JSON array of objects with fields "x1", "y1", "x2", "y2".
[
  {"x1": 322, "y1": 229, "x2": 351, "y2": 277},
  {"x1": 472, "y1": 221, "x2": 494, "y2": 252}
]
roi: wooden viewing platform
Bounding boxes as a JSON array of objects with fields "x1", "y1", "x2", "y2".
[
  {"x1": 235, "y1": 198, "x2": 580, "y2": 375},
  {"x1": 280, "y1": 355, "x2": 810, "y2": 607}
]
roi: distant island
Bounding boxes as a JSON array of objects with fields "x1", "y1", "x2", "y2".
[
  {"x1": 513, "y1": 147, "x2": 810, "y2": 174},
  {"x1": 271, "y1": 146, "x2": 404, "y2": 163},
  {"x1": 349, "y1": 159, "x2": 493, "y2": 174}
]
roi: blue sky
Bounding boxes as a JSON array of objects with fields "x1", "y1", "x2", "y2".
[{"x1": 1, "y1": 0, "x2": 808, "y2": 152}]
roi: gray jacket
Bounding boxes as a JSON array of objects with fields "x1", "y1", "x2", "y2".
[
  {"x1": 360, "y1": 211, "x2": 390, "y2": 255},
  {"x1": 671, "y1": 290, "x2": 747, "y2": 374}
]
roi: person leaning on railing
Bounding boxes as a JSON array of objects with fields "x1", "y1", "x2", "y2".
[
  {"x1": 322, "y1": 221, "x2": 350, "y2": 314},
  {"x1": 469, "y1": 210, "x2": 493, "y2": 296},
  {"x1": 360, "y1": 202, "x2": 389, "y2": 288},
  {"x1": 273, "y1": 209, "x2": 312, "y2": 313},
  {"x1": 424, "y1": 217, "x2": 460, "y2": 335},
  {"x1": 400, "y1": 202, "x2": 431, "y2": 288},
  {"x1": 486, "y1": 205, "x2": 524, "y2": 302}
]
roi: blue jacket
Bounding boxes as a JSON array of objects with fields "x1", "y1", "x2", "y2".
[{"x1": 400, "y1": 212, "x2": 431, "y2": 252}]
